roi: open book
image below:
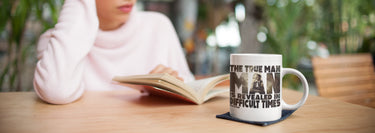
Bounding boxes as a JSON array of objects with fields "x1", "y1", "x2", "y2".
[{"x1": 112, "y1": 73, "x2": 229, "y2": 104}]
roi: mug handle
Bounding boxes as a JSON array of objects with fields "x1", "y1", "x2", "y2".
[{"x1": 281, "y1": 68, "x2": 309, "y2": 110}]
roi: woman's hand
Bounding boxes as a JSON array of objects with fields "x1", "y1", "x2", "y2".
[{"x1": 149, "y1": 64, "x2": 184, "y2": 81}]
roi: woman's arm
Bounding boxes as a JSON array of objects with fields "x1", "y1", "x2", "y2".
[{"x1": 33, "y1": 0, "x2": 99, "y2": 104}]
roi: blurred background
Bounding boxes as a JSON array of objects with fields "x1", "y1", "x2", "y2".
[{"x1": 1, "y1": 0, "x2": 375, "y2": 94}]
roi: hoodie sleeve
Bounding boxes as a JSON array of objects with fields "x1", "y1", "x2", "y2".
[{"x1": 33, "y1": 0, "x2": 99, "y2": 104}]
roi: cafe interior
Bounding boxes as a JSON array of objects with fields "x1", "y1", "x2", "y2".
[{"x1": 0, "y1": 0, "x2": 374, "y2": 132}]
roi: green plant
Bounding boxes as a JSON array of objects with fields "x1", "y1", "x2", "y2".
[
  {"x1": 311, "y1": 0, "x2": 375, "y2": 54},
  {"x1": 256, "y1": 0, "x2": 313, "y2": 89},
  {"x1": 256, "y1": 0, "x2": 375, "y2": 90},
  {"x1": 0, "y1": 0, "x2": 62, "y2": 91}
]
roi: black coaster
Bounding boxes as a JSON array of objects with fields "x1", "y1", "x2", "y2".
[{"x1": 216, "y1": 110, "x2": 296, "y2": 126}]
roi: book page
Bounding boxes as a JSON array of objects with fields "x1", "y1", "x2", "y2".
[
  {"x1": 144, "y1": 86, "x2": 197, "y2": 104},
  {"x1": 186, "y1": 75, "x2": 229, "y2": 98},
  {"x1": 186, "y1": 78, "x2": 214, "y2": 94},
  {"x1": 113, "y1": 73, "x2": 229, "y2": 104},
  {"x1": 203, "y1": 87, "x2": 229, "y2": 102},
  {"x1": 114, "y1": 78, "x2": 198, "y2": 102},
  {"x1": 113, "y1": 73, "x2": 193, "y2": 95}
]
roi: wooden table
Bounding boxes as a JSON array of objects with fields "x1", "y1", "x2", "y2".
[{"x1": 1, "y1": 89, "x2": 375, "y2": 133}]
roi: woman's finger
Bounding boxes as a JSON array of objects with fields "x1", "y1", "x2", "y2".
[
  {"x1": 176, "y1": 76, "x2": 184, "y2": 81},
  {"x1": 167, "y1": 70, "x2": 183, "y2": 81},
  {"x1": 170, "y1": 71, "x2": 178, "y2": 77},
  {"x1": 149, "y1": 64, "x2": 184, "y2": 81},
  {"x1": 149, "y1": 64, "x2": 165, "y2": 74},
  {"x1": 161, "y1": 67, "x2": 174, "y2": 74}
]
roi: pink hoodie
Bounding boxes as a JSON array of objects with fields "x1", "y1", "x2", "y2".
[{"x1": 33, "y1": 0, "x2": 194, "y2": 104}]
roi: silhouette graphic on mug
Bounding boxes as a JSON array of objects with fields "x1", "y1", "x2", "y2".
[{"x1": 249, "y1": 73, "x2": 265, "y2": 94}]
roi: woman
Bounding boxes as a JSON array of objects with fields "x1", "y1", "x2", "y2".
[{"x1": 34, "y1": 0, "x2": 194, "y2": 104}]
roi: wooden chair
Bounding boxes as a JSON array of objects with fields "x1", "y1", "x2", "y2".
[{"x1": 312, "y1": 53, "x2": 375, "y2": 108}]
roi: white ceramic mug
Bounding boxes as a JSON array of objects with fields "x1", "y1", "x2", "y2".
[{"x1": 229, "y1": 54, "x2": 309, "y2": 121}]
